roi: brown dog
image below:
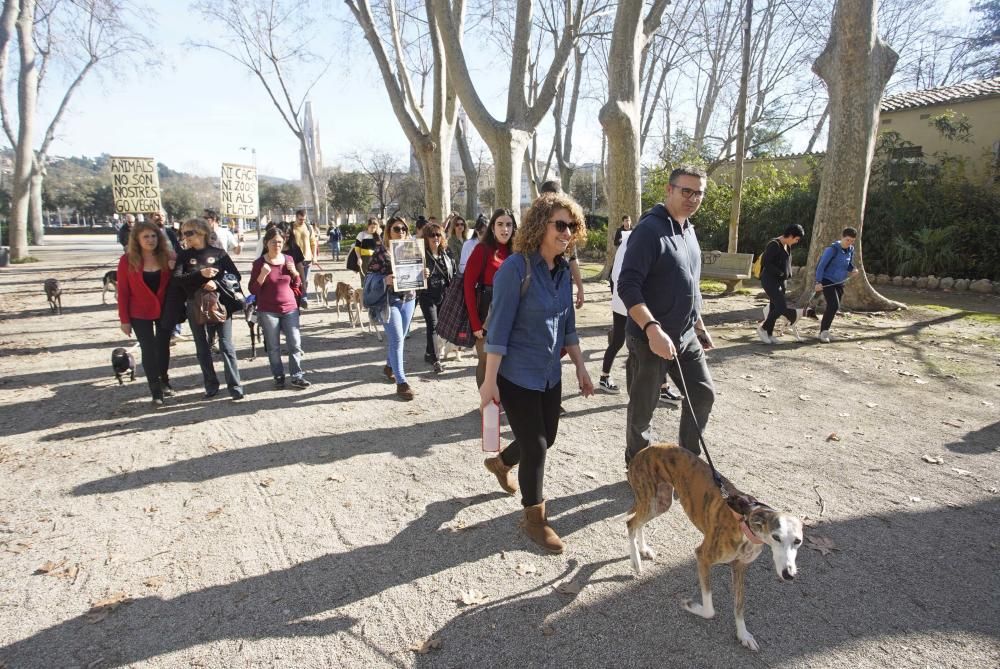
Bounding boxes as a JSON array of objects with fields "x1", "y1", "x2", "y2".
[
  {"x1": 625, "y1": 444, "x2": 803, "y2": 651},
  {"x1": 333, "y1": 281, "x2": 358, "y2": 323},
  {"x1": 44, "y1": 278, "x2": 63, "y2": 314},
  {"x1": 313, "y1": 272, "x2": 334, "y2": 308}
]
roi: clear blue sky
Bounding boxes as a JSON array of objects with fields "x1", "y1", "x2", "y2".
[{"x1": 33, "y1": 0, "x2": 974, "y2": 181}]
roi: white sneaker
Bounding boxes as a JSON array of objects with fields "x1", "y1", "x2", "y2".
[
  {"x1": 762, "y1": 304, "x2": 770, "y2": 321},
  {"x1": 819, "y1": 330, "x2": 832, "y2": 343},
  {"x1": 789, "y1": 316, "x2": 803, "y2": 342},
  {"x1": 756, "y1": 325, "x2": 773, "y2": 344},
  {"x1": 599, "y1": 376, "x2": 621, "y2": 394}
]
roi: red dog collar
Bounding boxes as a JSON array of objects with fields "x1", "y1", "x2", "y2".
[{"x1": 741, "y1": 520, "x2": 764, "y2": 545}]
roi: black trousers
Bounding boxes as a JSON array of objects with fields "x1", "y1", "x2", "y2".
[
  {"x1": 131, "y1": 318, "x2": 170, "y2": 400},
  {"x1": 761, "y1": 275, "x2": 797, "y2": 335},
  {"x1": 417, "y1": 293, "x2": 442, "y2": 361},
  {"x1": 821, "y1": 280, "x2": 845, "y2": 331},
  {"x1": 601, "y1": 311, "x2": 627, "y2": 375},
  {"x1": 497, "y1": 374, "x2": 562, "y2": 507}
]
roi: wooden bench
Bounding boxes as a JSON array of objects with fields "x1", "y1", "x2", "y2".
[{"x1": 700, "y1": 251, "x2": 754, "y2": 293}]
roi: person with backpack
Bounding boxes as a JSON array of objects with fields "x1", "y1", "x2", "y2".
[
  {"x1": 757, "y1": 224, "x2": 813, "y2": 344},
  {"x1": 327, "y1": 223, "x2": 343, "y2": 261},
  {"x1": 814, "y1": 227, "x2": 860, "y2": 343},
  {"x1": 479, "y1": 191, "x2": 593, "y2": 554},
  {"x1": 366, "y1": 216, "x2": 421, "y2": 401}
]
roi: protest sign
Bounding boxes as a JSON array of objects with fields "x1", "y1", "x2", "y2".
[
  {"x1": 389, "y1": 239, "x2": 426, "y2": 291},
  {"x1": 110, "y1": 157, "x2": 161, "y2": 214},
  {"x1": 220, "y1": 163, "x2": 259, "y2": 218}
]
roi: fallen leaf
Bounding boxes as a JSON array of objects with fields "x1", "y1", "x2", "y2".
[
  {"x1": 804, "y1": 535, "x2": 839, "y2": 556},
  {"x1": 143, "y1": 506, "x2": 158, "y2": 514},
  {"x1": 408, "y1": 637, "x2": 442, "y2": 654},
  {"x1": 34, "y1": 559, "x2": 67, "y2": 575},
  {"x1": 541, "y1": 624, "x2": 557, "y2": 636},
  {"x1": 909, "y1": 496, "x2": 922, "y2": 502},
  {"x1": 6, "y1": 541, "x2": 32, "y2": 554},
  {"x1": 458, "y1": 589, "x2": 489, "y2": 606},
  {"x1": 914, "y1": 379, "x2": 928, "y2": 385},
  {"x1": 838, "y1": 413, "x2": 850, "y2": 418},
  {"x1": 259, "y1": 478, "x2": 274, "y2": 488},
  {"x1": 921, "y1": 455, "x2": 944, "y2": 464},
  {"x1": 326, "y1": 473, "x2": 346, "y2": 483},
  {"x1": 951, "y1": 468, "x2": 972, "y2": 476},
  {"x1": 553, "y1": 580, "x2": 584, "y2": 595},
  {"x1": 142, "y1": 575, "x2": 165, "y2": 589},
  {"x1": 582, "y1": 472, "x2": 597, "y2": 480},
  {"x1": 761, "y1": 408, "x2": 775, "y2": 415},
  {"x1": 741, "y1": 374, "x2": 754, "y2": 380},
  {"x1": 826, "y1": 433, "x2": 841, "y2": 442},
  {"x1": 982, "y1": 400, "x2": 994, "y2": 407},
  {"x1": 57, "y1": 564, "x2": 80, "y2": 582},
  {"x1": 798, "y1": 394, "x2": 811, "y2": 401},
  {"x1": 84, "y1": 592, "x2": 133, "y2": 623},
  {"x1": 204, "y1": 508, "x2": 223, "y2": 520},
  {"x1": 515, "y1": 563, "x2": 537, "y2": 576},
  {"x1": 865, "y1": 402, "x2": 878, "y2": 408}
]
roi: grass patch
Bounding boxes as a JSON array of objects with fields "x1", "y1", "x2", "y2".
[
  {"x1": 579, "y1": 262, "x2": 605, "y2": 281},
  {"x1": 700, "y1": 279, "x2": 752, "y2": 296},
  {"x1": 10, "y1": 256, "x2": 39, "y2": 264},
  {"x1": 920, "y1": 303, "x2": 1000, "y2": 325}
]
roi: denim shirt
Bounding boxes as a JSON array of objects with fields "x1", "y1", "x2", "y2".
[{"x1": 485, "y1": 252, "x2": 578, "y2": 392}]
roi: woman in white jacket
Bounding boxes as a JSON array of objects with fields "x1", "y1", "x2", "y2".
[{"x1": 598, "y1": 231, "x2": 680, "y2": 403}]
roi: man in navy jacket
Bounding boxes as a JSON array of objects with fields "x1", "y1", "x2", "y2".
[{"x1": 618, "y1": 165, "x2": 716, "y2": 466}]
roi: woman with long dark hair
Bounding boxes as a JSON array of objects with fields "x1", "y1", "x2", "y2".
[
  {"x1": 463, "y1": 208, "x2": 516, "y2": 388},
  {"x1": 250, "y1": 227, "x2": 308, "y2": 388},
  {"x1": 116, "y1": 221, "x2": 174, "y2": 405}
]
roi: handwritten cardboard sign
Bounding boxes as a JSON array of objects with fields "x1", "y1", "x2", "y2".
[
  {"x1": 110, "y1": 156, "x2": 161, "y2": 214},
  {"x1": 220, "y1": 163, "x2": 258, "y2": 218}
]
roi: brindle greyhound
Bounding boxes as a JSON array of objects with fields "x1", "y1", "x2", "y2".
[{"x1": 625, "y1": 443, "x2": 803, "y2": 651}]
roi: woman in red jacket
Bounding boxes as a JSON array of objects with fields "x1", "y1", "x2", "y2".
[
  {"x1": 117, "y1": 220, "x2": 174, "y2": 405},
  {"x1": 463, "y1": 208, "x2": 516, "y2": 388}
]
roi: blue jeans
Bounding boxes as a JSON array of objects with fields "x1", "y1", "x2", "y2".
[
  {"x1": 187, "y1": 309, "x2": 242, "y2": 396},
  {"x1": 258, "y1": 309, "x2": 303, "y2": 380},
  {"x1": 384, "y1": 298, "x2": 415, "y2": 384}
]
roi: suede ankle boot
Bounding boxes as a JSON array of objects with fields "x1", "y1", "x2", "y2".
[
  {"x1": 484, "y1": 455, "x2": 517, "y2": 495},
  {"x1": 520, "y1": 501, "x2": 564, "y2": 554}
]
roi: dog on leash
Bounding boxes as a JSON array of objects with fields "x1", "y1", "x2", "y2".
[
  {"x1": 44, "y1": 279, "x2": 62, "y2": 314},
  {"x1": 243, "y1": 298, "x2": 263, "y2": 360},
  {"x1": 625, "y1": 444, "x2": 803, "y2": 651},
  {"x1": 314, "y1": 272, "x2": 334, "y2": 308},
  {"x1": 102, "y1": 270, "x2": 118, "y2": 304},
  {"x1": 111, "y1": 347, "x2": 136, "y2": 384},
  {"x1": 435, "y1": 334, "x2": 463, "y2": 362},
  {"x1": 333, "y1": 282, "x2": 360, "y2": 325}
]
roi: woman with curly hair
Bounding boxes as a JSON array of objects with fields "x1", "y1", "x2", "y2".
[
  {"x1": 116, "y1": 220, "x2": 175, "y2": 405},
  {"x1": 463, "y1": 208, "x2": 516, "y2": 388},
  {"x1": 479, "y1": 193, "x2": 594, "y2": 553}
]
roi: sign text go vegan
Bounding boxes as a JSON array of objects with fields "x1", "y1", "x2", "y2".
[
  {"x1": 110, "y1": 157, "x2": 161, "y2": 214},
  {"x1": 221, "y1": 163, "x2": 258, "y2": 218}
]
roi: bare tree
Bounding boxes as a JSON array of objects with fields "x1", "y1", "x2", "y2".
[
  {"x1": 1, "y1": 0, "x2": 36, "y2": 259},
  {"x1": 351, "y1": 149, "x2": 402, "y2": 219},
  {"x1": 454, "y1": 112, "x2": 480, "y2": 219},
  {"x1": 598, "y1": 0, "x2": 670, "y2": 277},
  {"x1": 726, "y1": 0, "x2": 752, "y2": 257},
  {"x1": 430, "y1": 0, "x2": 587, "y2": 210},
  {"x1": 803, "y1": 0, "x2": 903, "y2": 311},
  {"x1": 346, "y1": 0, "x2": 461, "y2": 220},
  {"x1": 193, "y1": 0, "x2": 328, "y2": 224}
]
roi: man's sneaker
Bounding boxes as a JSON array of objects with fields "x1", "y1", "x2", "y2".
[
  {"x1": 599, "y1": 376, "x2": 621, "y2": 394},
  {"x1": 290, "y1": 376, "x2": 311, "y2": 389},
  {"x1": 819, "y1": 330, "x2": 832, "y2": 343},
  {"x1": 433, "y1": 361, "x2": 444, "y2": 374},
  {"x1": 274, "y1": 376, "x2": 286, "y2": 388},
  {"x1": 659, "y1": 386, "x2": 682, "y2": 404},
  {"x1": 756, "y1": 324, "x2": 774, "y2": 344}
]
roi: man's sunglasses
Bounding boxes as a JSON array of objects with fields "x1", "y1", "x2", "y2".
[
  {"x1": 552, "y1": 219, "x2": 580, "y2": 234},
  {"x1": 181, "y1": 230, "x2": 199, "y2": 237},
  {"x1": 671, "y1": 185, "x2": 705, "y2": 200}
]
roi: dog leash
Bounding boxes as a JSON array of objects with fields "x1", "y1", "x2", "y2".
[{"x1": 668, "y1": 342, "x2": 732, "y2": 501}]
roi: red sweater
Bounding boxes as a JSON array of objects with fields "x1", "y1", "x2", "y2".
[
  {"x1": 463, "y1": 243, "x2": 510, "y2": 332},
  {"x1": 116, "y1": 255, "x2": 171, "y2": 323},
  {"x1": 249, "y1": 254, "x2": 302, "y2": 314}
]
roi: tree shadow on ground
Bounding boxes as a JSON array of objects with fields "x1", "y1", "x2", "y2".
[
  {"x1": 944, "y1": 420, "x2": 1000, "y2": 455},
  {"x1": 0, "y1": 484, "x2": 627, "y2": 668},
  {"x1": 413, "y1": 499, "x2": 1000, "y2": 668}
]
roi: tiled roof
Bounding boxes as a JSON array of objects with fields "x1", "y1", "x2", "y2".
[{"x1": 880, "y1": 77, "x2": 1000, "y2": 112}]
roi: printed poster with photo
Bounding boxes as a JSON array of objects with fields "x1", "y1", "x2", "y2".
[{"x1": 389, "y1": 238, "x2": 426, "y2": 291}]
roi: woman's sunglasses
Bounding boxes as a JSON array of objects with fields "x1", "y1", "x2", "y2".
[
  {"x1": 391, "y1": 225, "x2": 408, "y2": 234},
  {"x1": 552, "y1": 219, "x2": 579, "y2": 234},
  {"x1": 428, "y1": 233, "x2": 443, "y2": 238},
  {"x1": 181, "y1": 230, "x2": 199, "y2": 237}
]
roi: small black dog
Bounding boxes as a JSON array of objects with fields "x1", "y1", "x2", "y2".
[
  {"x1": 44, "y1": 278, "x2": 62, "y2": 314},
  {"x1": 102, "y1": 270, "x2": 118, "y2": 304},
  {"x1": 111, "y1": 347, "x2": 135, "y2": 385},
  {"x1": 244, "y1": 298, "x2": 263, "y2": 360}
]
